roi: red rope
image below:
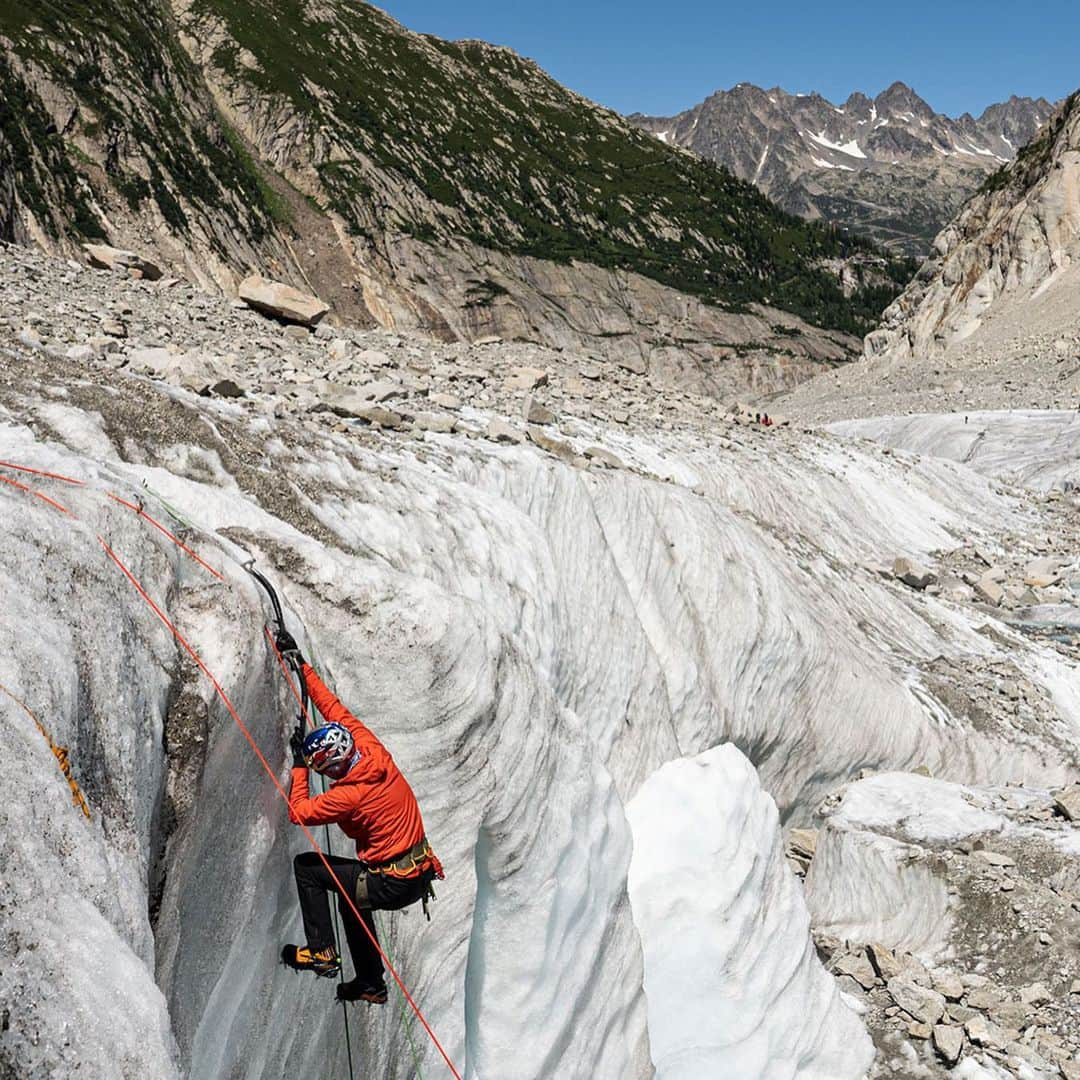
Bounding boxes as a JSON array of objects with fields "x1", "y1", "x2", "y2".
[
  {"x1": 1, "y1": 470, "x2": 462, "y2": 1078},
  {"x1": 0, "y1": 472, "x2": 73, "y2": 516},
  {"x1": 105, "y1": 492, "x2": 224, "y2": 581},
  {"x1": 0, "y1": 460, "x2": 223, "y2": 581},
  {"x1": 0, "y1": 459, "x2": 86, "y2": 485},
  {"x1": 98, "y1": 541, "x2": 462, "y2": 1079}
]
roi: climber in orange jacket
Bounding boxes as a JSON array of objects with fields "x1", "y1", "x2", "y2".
[{"x1": 276, "y1": 629, "x2": 443, "y2": 1005}]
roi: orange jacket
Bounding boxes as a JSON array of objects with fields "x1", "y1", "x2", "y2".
[{"x1": 288, "y1": 663, "x2": 426, "y2": 867}]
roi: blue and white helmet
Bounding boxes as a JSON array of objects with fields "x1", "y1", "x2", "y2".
[{"x1": 302, "y1": 723, "x2": 356, "y2": 777}]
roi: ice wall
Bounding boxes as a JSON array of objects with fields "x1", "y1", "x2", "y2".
[
  {"x1": 2, "y1": 388, "x2": 1078, "y2": 1078},
  {"x1": 627, "y1": 745, "x2": 873, "y2": 1079}
]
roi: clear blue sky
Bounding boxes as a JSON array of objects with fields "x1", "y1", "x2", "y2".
[{"x1": 379, "y1": 1, "x2": 1078, "y2": 118}]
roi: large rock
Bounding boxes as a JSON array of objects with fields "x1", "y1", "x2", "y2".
[
  {"x1": 893, "y1": 557, "x2": 937, "y2": 590},
  {"x1": 974, "y1": 575, "x2": 1005, "y2": 606},
  {"x1": 486, "y1": 419, "x2": 526, "y2": 444},
  {"x1": 84, "y1": 243, "x2": 162, "y2": 281},
  {"x1": 932, "y1": 1024, "x2": 963, "y2": 1066},
  {"x1": 1053, "y1": 784, "x2": 1080, "y2": 822},
  {"x1": 964, "y1": 1014, "x2": 1015, "y2": 1051},
  {"x1": 522, "y1": 395, "x2": 555, "y2": 425},
  {"x1": 238, "y1": 275, "x2": 329, "y2": 326},
  {"x1": 887, "y1": 976, "x2": 946, "y2": 1025},
  {"x1": 504, "y1": 367, "x2": 548, "y2": 391}
]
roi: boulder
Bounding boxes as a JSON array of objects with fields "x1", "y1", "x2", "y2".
[
  {"x1": 988, "y1": 1000, "x2": 1033, "y2": 1030},
  {"x1": 349, "y1": 406, "x2": 403, "y2": 430},
  {"x1": 964, "y1": 1014, "x2": 1015, "y2": 1052},
  {"x1": 893, "y1": 557, "x2": 937, "y2": 590},
  {"x1": 428, "y1": 392, "x2": 462, "y2": 410},
  {"x1": 583, "y1": 446, "x2": 625, "y2": 469},
  {"x1": 486, "y1": 419, "x2": 525, "y2": 444},
  {"x1": 84, "y1": 243, "x2": 162, "y2": 281},
  {"x1": 1053, "y1": 785, "x2": 1080, "y2": 822},
  {"x1": 209, "y1": 379, "x2": 245, "y2": 398},
  {"x1": 931, "y1": 970, "x2": 964, "y2": 1002},
  {"x1": 128, "y1": 346, "x2": 177, "y2": 375},
  {"x1": 974, "y1": 576, "x2": 1004, "y2": 606},
  {"x1": 412, "y1": 412, "x2": 456, "y2": 434},
  {"x1": 866, "y1": 942, "x2": 903, "y2": 981},
  {"x1": 357, "y1": 380, "x2": 405, "y2": 404},
  {"x1": 65, "y1": 344, "x2": 96, "y2": 364},
  {"x1": 887, "y1": 976, "x2": 946, "y2": 1025},
  {"x1": 526, "y1": 426, "x2": 575, "y2": 460},
  {"x1": 355, "y1": 348, "x2": 392, "y2": 367},
  {"x1": 238, "y1": 275, "x2": 329, "y2": 326},
  {"x1": 932, "y1": 1024, "x2": 963, "y2": 1066},
  {"x1": 523, "y1": 395, "x2": 555, "y2": 425},
  {"x1": 974, "y1": 850, "x2": 1015, "y2": 868},
  {"x1": 504, "y1": 366, "x2": 548, "y2": 391},
  {"x1": 616, "y1": 354, "x2": 647, "y2": 376},
  {"x1": 833, "y1": 953, "x2": 878, "y2": 990},
  {"x1": 787, "y1": 828, "x2": 818, "y2": 861},
  {"x1": 966, "y1": 986, "x2": 1004, "y2": 1010}
]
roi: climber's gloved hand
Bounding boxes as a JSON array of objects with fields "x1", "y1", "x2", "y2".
[
  {"x1": 290, "y1": 722, "x2": 306, "y2": 768},
  {"x1": 275, "y1": 628, "x2": 304, "y2": 666}
]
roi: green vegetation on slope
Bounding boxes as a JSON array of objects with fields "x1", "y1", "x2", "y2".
[
  {"x1": 0, "y1": 52, "x2": 104, "y2": 240},
  {"x1": 0, "y1": 0, "x2": 278, "y2": 250},
  {"x1": 189, "y1": 0, "x2": 914, "y2": 334}
]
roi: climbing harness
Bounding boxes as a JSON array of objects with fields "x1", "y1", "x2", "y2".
[
  {"x1": 0, "y1": 460, "x2": 462, "y2": 1080},
  {"x1": 0, "y1": 680, "x2": 91, "y2": 819}
]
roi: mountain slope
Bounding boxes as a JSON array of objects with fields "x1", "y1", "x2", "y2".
[
  {"x1": 631, "y1": 83, "x2": 1054, "y2": 256},
  {"x1": 0, "y1": 0, "x2": 912, "y2": 394},
  {"x1": 865, "y1": 91, "x2": 1080, "y2": 364},
  {"x1": 0, "y1": 0, "x2": 295, "y2": 288}
]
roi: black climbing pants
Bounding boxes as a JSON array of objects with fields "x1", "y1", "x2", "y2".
[{"x1": 293, "y1": 851, "x2": 433, "y2": 987}]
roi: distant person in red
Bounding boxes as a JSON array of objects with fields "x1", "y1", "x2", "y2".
[{"x1": 276, "y1": 630, "x2": 443, "y2": 1005}]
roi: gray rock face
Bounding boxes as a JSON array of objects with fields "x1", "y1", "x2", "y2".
[
  {"x1": 866, "y1": 94, "x2": 1080, "y2": 362},
  {"x1": 630, "y1": 82, "x2": 1054, "y2": 256}
]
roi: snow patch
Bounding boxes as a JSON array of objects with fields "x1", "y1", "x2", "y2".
[{"x1": 808, "y1": 130, "x2": 866, "y2": 158}]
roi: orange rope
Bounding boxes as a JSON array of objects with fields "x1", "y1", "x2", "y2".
[
  {"x1": 1, "y1": 467, "x2": 462, "y2": 1078},
  {"x1": 0, "y1": 680, "x2": 91, "y2": 818}
]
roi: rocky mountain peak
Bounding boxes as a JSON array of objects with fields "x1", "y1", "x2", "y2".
[
  {"x1": 873, "y1": 80, "x2": 935, "y2": 120},
  {"x1": 631, "y1": 81, "x2": 1059, "y2": 256}
]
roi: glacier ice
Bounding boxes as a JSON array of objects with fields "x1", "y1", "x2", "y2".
[
  {"x1": 1, "y1": 371, "x2": 1079, "y2": 1078},
  {"x1": 627, "y1": 745, "x2": 873, "y2": 1078}
]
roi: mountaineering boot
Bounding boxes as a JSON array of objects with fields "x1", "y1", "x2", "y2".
[
  {"x1": 281, "y1": 943, "x2": 341, "y2": 978},
  {"x1": 336, "y1": 978, "x2": 388, "y2": 1005}
]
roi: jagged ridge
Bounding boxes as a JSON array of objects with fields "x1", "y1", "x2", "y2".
[{"x1": 631, "y1": 82, "x2": 1055, "y2": 256}]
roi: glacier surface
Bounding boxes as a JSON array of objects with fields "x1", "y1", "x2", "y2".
[{"x1": 2, "y1": 369, "x2": 1079, "y2": 1079}]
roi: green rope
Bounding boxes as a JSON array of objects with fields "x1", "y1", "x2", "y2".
[{"x1": 374, "y1": 911, "x2": 426, "y2": 1080}]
